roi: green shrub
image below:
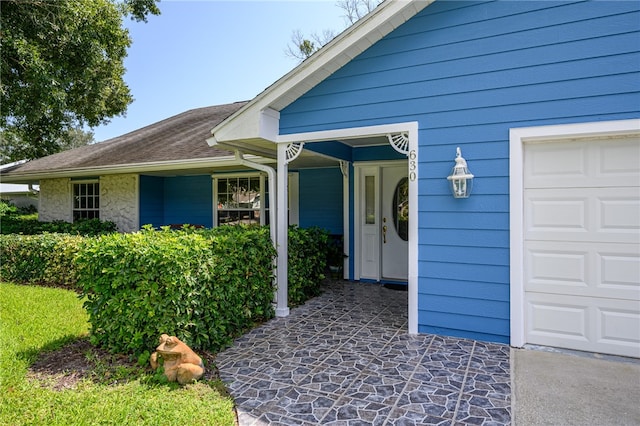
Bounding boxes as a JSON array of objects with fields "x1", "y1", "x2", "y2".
[
  {"x1": 288, "y1": 226, "x2": 329, "y2": 306},
  {"x1": 0, "y1": 233, "x2": 83, "y2": 288},
  {"x1": 0, "y1": 216, "x2": 116, "y2": 235},
  {"x1": 1, "y1": 224, "x2": 330, "y2": 357},
  {"x1": 0, "y1": 199, "x2": 18, "y2": 216},
  {"x1": 75, "y1": 226, "x2": 277, "y2": 357}
]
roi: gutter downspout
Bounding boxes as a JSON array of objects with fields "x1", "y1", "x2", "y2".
[
  {"x1": 234, "y1": 150, "x2": 283, "y2": 314},
  {"x1": 234, "y1": 151, "x2": 277, "y2": 245}
]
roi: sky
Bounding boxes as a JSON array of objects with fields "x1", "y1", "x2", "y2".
[{"x1": 91, "y1": 1, "x2": 348, "y2": 142}]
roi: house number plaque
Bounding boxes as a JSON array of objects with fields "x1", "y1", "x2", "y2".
[{"x1": 409, "y1": 150, "x2": 417, "y2": 182}]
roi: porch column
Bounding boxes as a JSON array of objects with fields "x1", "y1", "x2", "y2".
[
  {"x1": 388, "y1": 130, "x2": 418, "y2": 335},
  {"x1": 275, "y1": 143, "x2": 290, "y2": 317}
]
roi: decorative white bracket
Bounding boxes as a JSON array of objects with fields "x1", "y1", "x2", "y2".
[
  {"x1": 284, "y1": 142, "x2": 304, "y2": 165},
  {"x1": 339, "y1": 160, "x2": 349, "y2": 178},
  {"x1": 387, "y1": 132, "x2": 410, "y2": 156}
]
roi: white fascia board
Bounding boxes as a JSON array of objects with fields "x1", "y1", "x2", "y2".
[
  {"x1": 511, "y1": 118, "x2": 640, "y2": 142},
  {"x1": 0, "y1": 155, "x2": 271, "y2": 183},
  {"x1": 210, "y1": 0, "x2": 432, "y2": 144},
  {"x1": 0, "y1": 183, "x2": 33, "y2": 194},
  {"x1": 277, "y1": 122, "x2": 417, "y2": 144},
  {"x1": 0, "y1": 160, "x2": 28, "y2": 170}
]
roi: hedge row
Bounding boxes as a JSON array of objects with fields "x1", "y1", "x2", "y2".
[
  {"x1": 288, "y1": 226, "x2": 329, "y2": 304},
  {"x1": 0, "y1": 233, "x2": 84, "y2": 288},
  {"x1": 0, "y1": 225, "x2": 330, "y2": 356},
  {"x1": 0, "y1": 216, "x2": 117, "y2": 235},
  {"x1": 76, "y1": 226, "x2": 278, "y2": 355}
]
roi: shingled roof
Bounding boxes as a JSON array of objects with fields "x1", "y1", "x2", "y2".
[{"x1": 1, "y1": 102, "x2": 247, "y2": 181}]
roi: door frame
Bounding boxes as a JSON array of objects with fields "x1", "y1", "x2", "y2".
[
  {"x1": 278, "y1": 121, "x2": 419, "y2": 334},
  {"x1": 509, "y1": 118, "x2": 640, "y2": 348},
  {"x1": 354, "y1": 160, "x2": 408, "y2": 282}
]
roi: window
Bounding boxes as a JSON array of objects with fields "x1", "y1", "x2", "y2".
[
  {"x1": 365, "y1": 175, "x2": 376, "y2": 224},
  {"x1": 392, "y1": 177, "x2": 409, "y2": 241},
  {"x1": 73, "y1": 181, "x2": 100, "y2": 221},
  {"x1": 214, "y1": 174, "x2": 268, "y2": 226}
]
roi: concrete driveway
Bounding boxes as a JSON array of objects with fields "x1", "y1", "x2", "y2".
[{"x1": 512, "y1": 346, "x2": 640, "y2": 425}]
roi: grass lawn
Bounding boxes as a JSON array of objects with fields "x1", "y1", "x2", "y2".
[{"x1": 0, "y1": 282, "x2": 236, "y2": 425}]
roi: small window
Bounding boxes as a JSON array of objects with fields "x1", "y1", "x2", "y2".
[
  {"x1": 215, "y1": 174, "x2": 268, "y2": 226},
  {"x1": 73, "y1": 181, "x2": 100, "y2": 221},
  {"x1": 393, "y1": 177, "x2": 409, "y2": 241},
  {"x1": 365, "y1": 175, "x2": 375, "y2": 224}
]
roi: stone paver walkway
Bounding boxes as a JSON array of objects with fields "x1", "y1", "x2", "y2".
[{"x1": 216, "y1": 281, "x2": 511, "y2": 425}]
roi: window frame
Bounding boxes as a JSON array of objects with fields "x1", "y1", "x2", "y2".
[
  {"x1": 71, "y1": 179, "x2": 100, "y2": 222},
  {"x1": 212, "y1": 172, "x2": 268, "y2": 226}
]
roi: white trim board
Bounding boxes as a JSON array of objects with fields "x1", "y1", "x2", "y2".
[
  {"x1": 509, "y1": 118, "x2": 640, "y2": 348},
  {"x1": 277, "y1": 122, "x2": 417, "y2": 144},
  {"x1": 279, "y1": 122, "x2": 419, "y2": 334}
]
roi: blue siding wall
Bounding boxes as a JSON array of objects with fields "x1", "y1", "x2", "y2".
[
  {"x1": 306, "y1": 141, "x2": 405, "y2": 162},
  {"x1": 139, "y1": 175, "x2": 213, "y2": 228},
  {"x1": 164, "y1": 176, "x2": 213, "y2": 228},
  {"x1": 298, "y1": 167, "x2": 344, "y2": 234},
  {"x1": 279, "y1": 0, "x2": 640, "y2": 343},
  {"x1": 139, "y1": 175, "x2": 164, "y2": 228}
]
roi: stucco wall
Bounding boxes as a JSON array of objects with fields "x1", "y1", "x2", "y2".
[
  {"x1": 100, "y1": 174, "x2": 139, "y2": 233},
  {"x1": 38, "y1": 175, "x2": 139, "y2": 232},
  {"x1": 39, "y1": 178, "x2": 71, "y2": 222}
]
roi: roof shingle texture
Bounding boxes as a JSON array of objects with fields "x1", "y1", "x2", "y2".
[{"x1": 3, "y1": 102, "x2": 247, "y2": 175}]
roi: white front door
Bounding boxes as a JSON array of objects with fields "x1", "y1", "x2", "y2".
[
  {"x1": 382, "y1": 165, "x2": 409, "y2": 281},
  {"x1": 357, "y1": 163, "x2": 408, "y2": 281}
]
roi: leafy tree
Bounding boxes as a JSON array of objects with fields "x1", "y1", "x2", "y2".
[
  {"x1": 0, "y1": 0, "x2": 160, "y2": 160},
  {"x1": 285, "y1": 0, "x2": 381, "y2": 61},
  {"x1": 0, "y1": 130, "x2": 24, "y2": 165},
  {"x1": 58, "y1": 127, "x2": 96, "y2": 152},
  {"x1": 1, "y1": 127, "x2": 96, "y2": 165}
]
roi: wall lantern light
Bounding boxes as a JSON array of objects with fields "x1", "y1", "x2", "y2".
[{"x1": 447, "y1": 147, "x2": 474, "y2": 198}]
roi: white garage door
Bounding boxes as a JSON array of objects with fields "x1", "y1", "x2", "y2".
[{"x1": 524, "y1": 135, "x2": 640, "y2": 358}]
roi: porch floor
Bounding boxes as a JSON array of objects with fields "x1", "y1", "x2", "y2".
[{"x1": 216, "y1": 281, "x2": 511, "y2": 425}]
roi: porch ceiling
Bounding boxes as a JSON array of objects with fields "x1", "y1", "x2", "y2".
[{"x1": 220, "y1": 135, "x2": 390, "y2": 169}]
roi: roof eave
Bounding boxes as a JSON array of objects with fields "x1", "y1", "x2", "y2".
[
  {"x1": 0, "y1": 155, "x2": 273, "y2": 183},
  {"x1": 210, "y1": 0, "x2": 433, "y2": 145}
]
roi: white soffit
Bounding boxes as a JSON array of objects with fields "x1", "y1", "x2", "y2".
[{"x1": 210, "y1": 0, "x2": 433, "y2": 144}]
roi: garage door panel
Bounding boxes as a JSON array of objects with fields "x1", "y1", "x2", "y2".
[
  {"x1": 597, "y1": 136, "x2": 640, "y2": 180},
  {"x1": 526, "y1": 294, "x2": 640, "y2": 358},
  {"x1": 526, "y1": 241, "x2": 640, "y2": 300},
  {"x1": 526, "y1": 295, "x2": 589, "y2": 341},
  {"x1": 525, "y1": 243, "x2": 588, "y2": 291},
  {"x1": 599, "y1": 305, "x2": 640, "y2": 351},
  {"x1": 598, "y1": 194, "x2": 640, "y2": 238},
  {"x1": 525, "y1": 192, "x2": 588, "y2": 234},
  {"x1": 599, "y1": 250, "x2": 640, "y2": 293},
  {"x1": 597, "y1": 299, "x2": 640, "y2": 358},
  {"x1": 525, "y1": 142, "x2": 590, "y2": 187},
  {"x1": 523, "y1": 133, "x2": 640, "y2": 358},
  {"x1": 526, "y1": 187, "x2": 639, "y2": 244},
  {"x1": 525, "y1": 136, "x2": 640, "y2": 188}
]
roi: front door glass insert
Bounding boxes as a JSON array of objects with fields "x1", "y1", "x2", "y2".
[
  {"x1": 392, "y1": 177, "x2": 409, "y2": 241},
  {"x1": 365, "y1": 175, "x2": 375, "y2": 224}
]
